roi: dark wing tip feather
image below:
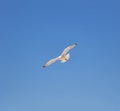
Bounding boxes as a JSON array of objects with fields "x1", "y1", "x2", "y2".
[
  {"x1": 41, "y1": 65, "x2": 46, "y2": 69},
  {"x1": 74, "y1": 42, "x2": 78, "y2": 45}
]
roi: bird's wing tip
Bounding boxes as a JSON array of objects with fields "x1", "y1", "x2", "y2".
[
  {"x1": 74, "y1": 42, "x2": 78, "y2": 45},
  {"x1": 41, "y1": 66, "x2": 46, "y2": 69}
]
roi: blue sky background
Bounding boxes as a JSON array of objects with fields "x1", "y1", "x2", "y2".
[{"x1": 0, "y1": 0, "x2": 120, "y2": 111}]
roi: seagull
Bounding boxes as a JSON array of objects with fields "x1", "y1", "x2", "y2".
[{"x1": 41, "y1": 43, "x2": 77, "y2": 68}]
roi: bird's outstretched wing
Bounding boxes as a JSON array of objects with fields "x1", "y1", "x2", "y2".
[
  {"x1": 61, "y1": 43, "x2": 77, "y2": 56},
  {"x1": 41, "y1": 57, "x2": 59, "y2": 68}
]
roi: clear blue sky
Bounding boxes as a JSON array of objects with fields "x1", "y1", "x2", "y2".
[{"x1": 0, "y1": 0, "x2": 120, "y2": 111}]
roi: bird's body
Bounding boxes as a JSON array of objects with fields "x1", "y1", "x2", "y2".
[
  {"x1": 59, "y1": 53, "x2": 70, "y2": 63},
  {"x1": 41, "y1": 43, "x2": 77, "y2": 68}
]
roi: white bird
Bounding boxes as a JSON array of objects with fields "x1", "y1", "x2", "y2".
[{"x1": 41, "y1": 43, "x2": 77, "y2": 68}]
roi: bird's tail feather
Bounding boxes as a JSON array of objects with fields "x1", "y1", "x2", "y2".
[{"x1": 60, "y1": 60, "x2": 67, "y2": 63}]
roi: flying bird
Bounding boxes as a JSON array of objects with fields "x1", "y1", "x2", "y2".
[{"x1": 41, "y1": 43, "x2": 77, "y2": 68}]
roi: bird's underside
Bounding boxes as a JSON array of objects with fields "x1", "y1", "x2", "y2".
[{"x1": 41, "y1": 43, "x2": 77, "y2": 68}]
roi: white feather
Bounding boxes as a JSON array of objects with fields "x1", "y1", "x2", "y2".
[{"x1": 41, "y1": 43, "x2": 77, "y2": 68}]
